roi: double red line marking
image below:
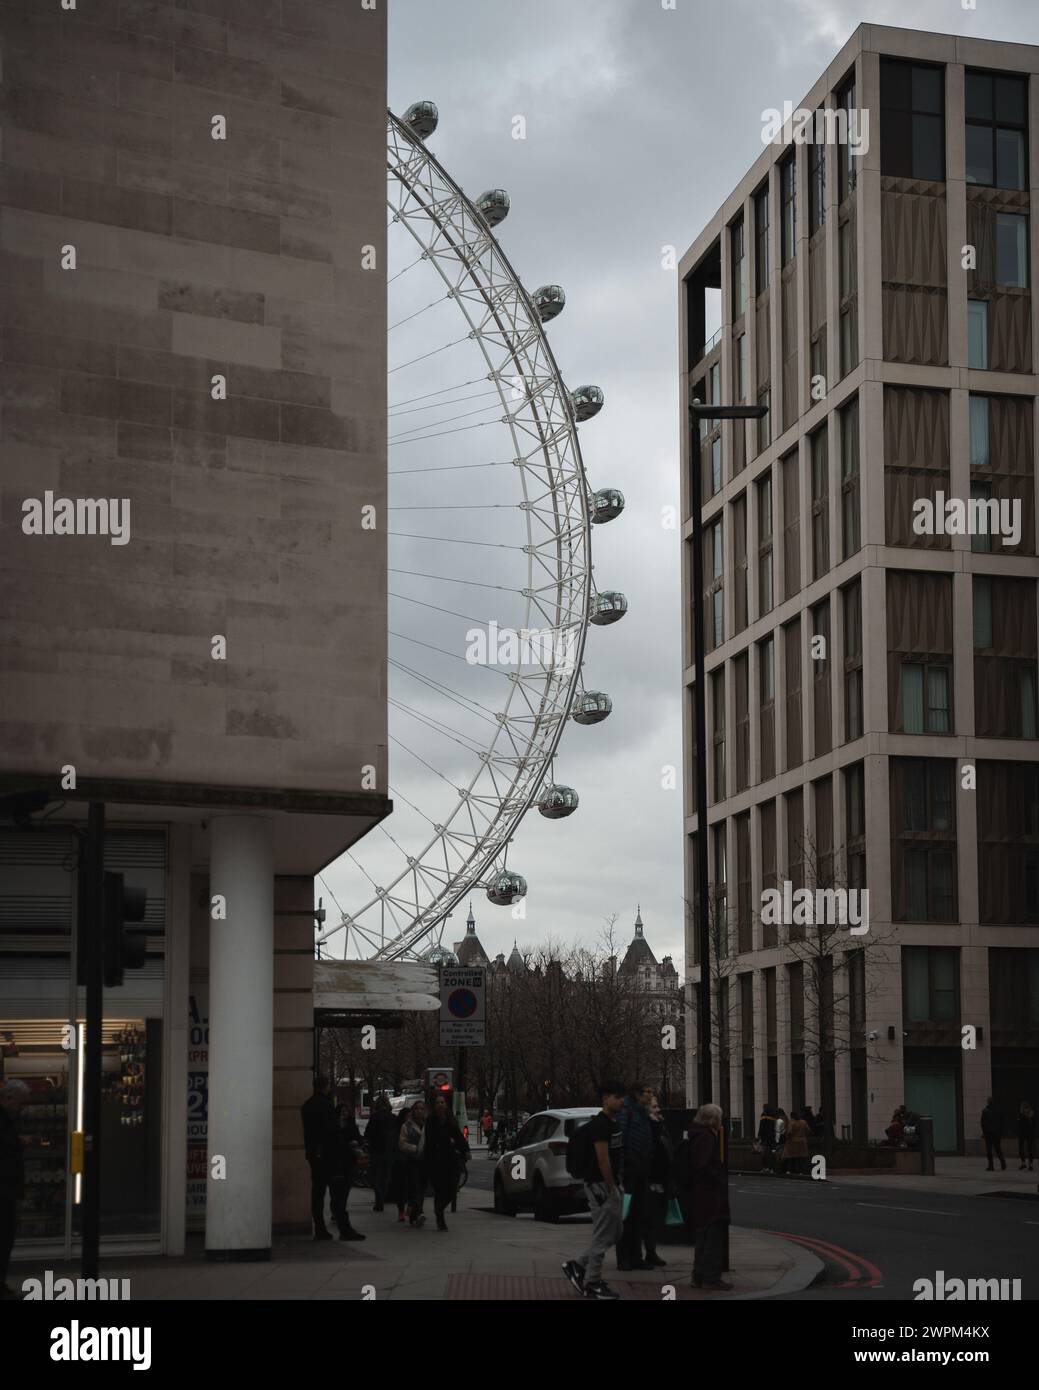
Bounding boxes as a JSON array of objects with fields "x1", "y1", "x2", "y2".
[{"x1": 771, "y1": 1229, "x2": 883, "y2": 1288}]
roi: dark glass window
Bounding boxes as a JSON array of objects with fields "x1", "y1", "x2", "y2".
[
  {"x1": 881, "y1": 58, "x2": 945, "y2": 182},
  {"x1": 808, "y1": 129, "x2": 826, "y2": 232},
  {"x1": 731, "y1": 216, "x2": 746, "y2": 318},
  {"x1": 755, "y1": 185, "x2": 770, "y2": 294},
  {"x1": 837, "y1": 75, "x2": 858, "y2": 201},
  {"x1": 780, "y1": 153, "x2": 796, "y2": 265},
  {"x1": 965, "y1": 70, "x2": 1028, "y2": 190}
]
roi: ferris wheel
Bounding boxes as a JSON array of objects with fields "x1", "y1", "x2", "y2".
[{"x1": 316, "y1": 102, "x2": 626, "y2": 963}]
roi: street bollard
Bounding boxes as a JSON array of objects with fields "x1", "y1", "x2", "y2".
[{"x1": 919, "y1": 1115, "x2": 935, "y2": 1175}]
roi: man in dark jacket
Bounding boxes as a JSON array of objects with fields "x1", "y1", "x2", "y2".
[
  {"x1": 615, "y1": 1082, "x2": 654, "y2": 1270},
  {"x1": 364, "y1": 1095, "x2": 395, "y2": 1212},
  {"x1": 677, "y1": 1103, "x2": 732, "y2": 1292},
  {"x1": 301, "y1": 1075, "x2": 339, "y2": 1240},
  {"x1": 328, "y1": 1104, "x2": 366, "y2": 1241},
  {"x1": 0, "y1": 1079, "x2": 29, "y2": 1300},
  {"x1": 981, "y1": 1097, "x2": 1006, "y2": 1172}
]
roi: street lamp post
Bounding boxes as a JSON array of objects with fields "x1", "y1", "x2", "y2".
[{"x1": 689, "y1": 398, "x2": 767, "y2": 1106}]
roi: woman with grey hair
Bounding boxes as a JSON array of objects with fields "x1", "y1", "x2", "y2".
[
  {"x1": 1, "y1": 1078, "x2": 30, "y2": 1301},
  {"x1": 676, "y1": 1103, "x2": 732, "y2": 1292}
]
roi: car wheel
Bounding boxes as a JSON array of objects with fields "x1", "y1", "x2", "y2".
[
  {"x1": 493, "y1": 1174, "x2": 517, "y2": 1217},
  {"x1": 532, "y1": 1177, "x2": 559, "y2": 1223}
]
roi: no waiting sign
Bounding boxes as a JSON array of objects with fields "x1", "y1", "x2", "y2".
[{"x1": 440, "y1": 967, "x2": 486, "y2": 1046}]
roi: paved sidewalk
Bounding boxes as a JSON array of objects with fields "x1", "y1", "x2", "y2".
[
  {"x1": 827, "y1": 1155, "x2": 1039, "y2": 1200},
  {"x1": 11, "y1": 1185, "x2": 822, "y2": 1302}
]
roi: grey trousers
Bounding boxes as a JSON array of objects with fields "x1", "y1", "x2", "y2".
[{"x1": 579, "y1": 1183, "x2": 624, "y2": 1283}]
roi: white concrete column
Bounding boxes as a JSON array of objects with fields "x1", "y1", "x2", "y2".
[{"x1": 206, "y1": 815, "x2": 274, "y2": 1258}]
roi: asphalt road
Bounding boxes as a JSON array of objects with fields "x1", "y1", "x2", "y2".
[{"x1": 465, "y1": 1154, "x2": 1039, "y2": 1300}]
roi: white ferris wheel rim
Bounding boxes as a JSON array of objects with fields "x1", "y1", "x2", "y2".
[{"x1": 317, "y1": 109, "x2": 594, "y2": 962}]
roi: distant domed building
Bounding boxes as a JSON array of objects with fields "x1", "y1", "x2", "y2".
[
  {"x1": 452, "y1": 902, "x2": 490, "y2": 968},
  {"x1": 617, "y1": 907, "x2": 682, "y2": 1018}
]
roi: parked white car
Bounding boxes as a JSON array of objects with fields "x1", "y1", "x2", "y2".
[{"x1": 493, "y1": 1107, "x2": 599, "y2": 1221}]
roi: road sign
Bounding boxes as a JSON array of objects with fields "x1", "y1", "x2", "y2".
[{"x1": 439, "y1": 966, "x2": 486, "y2": 1046}]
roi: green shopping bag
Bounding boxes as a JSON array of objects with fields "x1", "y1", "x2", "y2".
[
  {"x1": 665, "y1": 1198, "x2": 684, "y2": 1226},
  {"x1": 622, "y1": 1192, "x2": 632, "y2": 1220}
]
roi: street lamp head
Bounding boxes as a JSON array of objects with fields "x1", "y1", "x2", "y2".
[{"x1": 690, "y1": 402, "x2": 768, "y2": 422}]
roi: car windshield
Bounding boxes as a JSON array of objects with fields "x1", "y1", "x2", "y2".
[{"x1": 563, "y1": 1115, "x2": 596, "y2": 1136}]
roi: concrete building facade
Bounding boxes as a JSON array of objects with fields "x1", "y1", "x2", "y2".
[
  {"x1": 0, "y1": 0, "x2": 389, "y2": 1258},
  {"x1": 680, "y1": 25, "x2": 1039, "y2": 1152}
]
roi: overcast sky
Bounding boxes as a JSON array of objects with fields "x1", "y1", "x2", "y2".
[{"x1": 322, "y1": 0, "x2": 1039, "y2": 973}]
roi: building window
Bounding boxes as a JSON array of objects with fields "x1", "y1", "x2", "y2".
[
  {"x1": 705, "y1": 519, "x2": 724, "y2": 651},
  {"x1": 759, "y1": 634, "x2": 776, "y2": 783},
  {"x1": 970, "y1": 481, "x2": 993, "y2": 554},
  {"x1": 880, "y1": 58, "x2": 945, "y2": 182},
  {"x1": 780, "y1": 152, "x2": 796, "y2": 265},
  {"x1": 843, "y1": 579, "x2": 863, "y2": 741},
  {"x1": 736, "y1": 334, "x2": 749, "y2": 404},
  {"x1": 965, "y1": 69, "x2": 1028, "y2": 190},
  {"x1": 904, "y1": 947, "x2": 958, "y2": 1023},
  {"x1": 840, "y1": 397, "x2": 860, "y2": 558},
  {"x1": 757, "y1": 473, "x2": 773, "y2": 616},
  {"x1": 968, "y1": 300, "x2": 988, "y2": 369},
  {"x1": 712, "y1": 669, "x2": 728, "y2": 806},
  {"x1": 979, "y1": 769, "x2": 1039, "y2": 924},
  {"x1": 731, "y1": 216, "x2": 746, "y2": 318},
  {"x1": 973, "y1": 575, "x2": 993, "y2": 650},
  {"x1": 845, "y1": 761, "x2": 866, "y2": 889},
  {"x1": 733, "y1": 493, "x2": 748, "y2": 633},
  {"x1": 892, "y1": 759, "x2": 957, "y2": 922},
  {"x1": 808, "y1": 128, "x2": 826, "y2": 232},
  {"x1": 810, "y1": 426, "x2": 829, "y2": 581},
  {"x1": 755, "y1": 184, "x2": 770, "y2": 294},
  {"x1": 901, "y1": 662, "x2": 951, "y2": 733},
  {"x1": 782, "y1": 450, "x2": 800, "y2": 601},
  {"x1": 735, "y1": 654, "x2": 750, "y2": 793},
  {"x1": 996, "y1": 212, "x2": 1029, "y2": 288},
  {"x1": 838, "y1": 220, "x2": 858, "y2": 377},
  {"x1": 713, "y1": 821, "x2": 728, "y2": 953},
  {"x1": 812, "y1": 598, "x2": 832, "y2": 757},
  {"x1": 757, "y1": 386, "x2": 771, "y2": 452},
  {"x1": 969, "y1": 394, "x2": 990, "y2": 467},
  {"x1": 837, "y1": 74, "x2": 858, "y2": 201},
  {"x1": 784, "y1": 617, "x2": 802, "y2": 770}
]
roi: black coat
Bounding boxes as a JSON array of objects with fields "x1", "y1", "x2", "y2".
[
  {"x1": 422, "y1": 1112, "x2": 469, "y2": 1176},
  {"x1": 301, "y1": 1091, "x2": 338, "y2": 1165},
  {"x1": 1018, "y1": 1111, "x2": 1036, "y2": 1141},
  {"x1": 981, "y1": 1104, "x2": 1003, "y2": 1138},
  {"x1": 0, "y1": 1107, "x2": 24, "y2": 1202},
  {"x1": 648, "y1": 1117, "x2": 673, "y2": 1188},
  {"x1": 365, "y1": 1109, "x2": 398, "y2": 1159},
  {"x1": 677, "y1": 1123, "x2": 730, "y2": 1229}
]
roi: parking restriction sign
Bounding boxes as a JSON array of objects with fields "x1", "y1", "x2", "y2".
[{"x1": 439, "y1": 967, "x2": 486, "y2": 1046}]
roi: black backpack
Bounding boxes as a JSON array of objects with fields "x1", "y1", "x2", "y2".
[{"x1": 565, "y1": 1117, "x2": 595, "y2": 1179}]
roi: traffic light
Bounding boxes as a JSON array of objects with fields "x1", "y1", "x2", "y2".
[
  {"x1": 103, "y1": 870, "x2": 147, "y2": 987},
  {"x1": 424, "y1": 1066, "x2": 453, "y2": 1111}
]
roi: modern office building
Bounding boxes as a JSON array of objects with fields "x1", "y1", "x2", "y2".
[
  {"x1": 680, "y1": 24, "x2": 1039, "y2": 1151},
  {"x1": 0, "y1": 1, "x2": 389, "y2": 1258}
]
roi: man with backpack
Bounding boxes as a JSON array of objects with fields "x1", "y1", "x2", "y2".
[{"x1": 562, "y1": 1081, "x2": 626, "y2": 1300}]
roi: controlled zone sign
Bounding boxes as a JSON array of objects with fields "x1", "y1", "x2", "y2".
[{"x1": 439, "y1": 967, "x2": 486, "y2": 1046}]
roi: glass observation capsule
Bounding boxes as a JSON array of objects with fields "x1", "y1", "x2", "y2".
[
  {"x1": 590, "y1": 487, "x2": 625, "y2": 524},
  {"x1": 403, "y1": 101, "x2": 439, "y2": 140},
  {"x1": 476, "y1": 189, "x2": 510, "y2": 227},
  {"x1": 486, "y1": 869, "x2": 528, "y2": 906},
  {"x1": 572, "y1": 690, "x2": 613, "y2": 725},
  {"x1": 425, "y1": 943, "x2": 459, "y2": 966},
  {"x1": 537, "y1": 784, "x2": 579, "y2": 819},
  {"x1": 571, "y1": 385, "x2": 604, "y2": 421},
  {"x1": 590, "y1": 591, "x2": 628, "y2": 626},
  {"x1": 533, "y1": 284, "x2": 565, "y2": 322}
]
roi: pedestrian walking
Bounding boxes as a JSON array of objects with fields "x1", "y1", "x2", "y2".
[
  {"x1": 757, "y1": 1105, "x2": 777, "y2": 1173},
  {"x1": 773, "y1": 1108, "x2": 788, "y2": 1171},
  {"x1": 480, "y1": 1109, "x2": 493, "y2": 1146},
  {"x1": 1018, "y1": 1102, "x2": 1035, "y2": 1171},
  {"x1": 561, "y1": 1081, "x2": 626, "y2": 1301},
  {"x1": 782, "y1": 1111, "x2": 810, "y2": 1177},
  {"x1": 364, "y1": 1094, "x2": 395, "y2": 1212},
  {"x1": 644, "y1": 1094, "x2": 672, "y2": 1268},
  {"x1": 424, "y1": 1093, "x2": 470, "y2": 1231},
  {"x1": 981, "y1": 1097, "x2": 1006, "y2": 1171},
  {"x1": 676, "y1": 1103, "x2": 732, "y2": 1292},
  {"x1": 616, "y1": 1081, "x2": 654, "y2": 1270},
  {"x1": 0, "y1": 1079, "x2": 29, "y2": 1300},
  {"x1": 388, "y1": 1105, "x2": 411, "y2": 1222},
  {"x1": 328, "y1": 1103, "x2": 367, "y2": 1241},
  {"x1": 398, "y1": 1100, "x2": 428, "y2": 1226},
  {"x1": 801, "y1": 1104, "x2": 817, "y2": 1137},
  {"x1": 300, "y1": 1074, "x2": 340, "y2": 1241}
]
